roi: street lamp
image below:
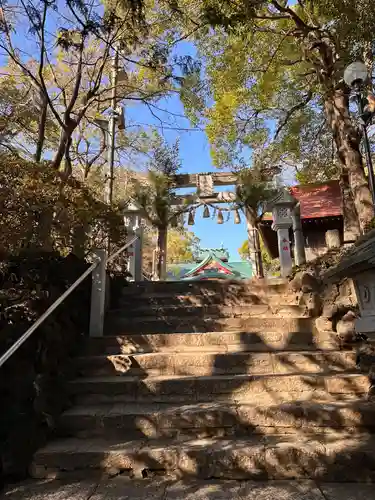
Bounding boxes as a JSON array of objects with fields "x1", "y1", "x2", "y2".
[{"x1": 344, "y1": 61, "x2": 375, "y2": 205}]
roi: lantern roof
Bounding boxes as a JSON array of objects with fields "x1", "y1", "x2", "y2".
[
  {"x1": 263, "y1": 181, "x2": 342, "y2": 221},
  {"x1": 271, "y1": 188, "x2": 297, "y2": 207},
  {"x1": 124, "y1": 201, "x2": 141, "y2": 212}
]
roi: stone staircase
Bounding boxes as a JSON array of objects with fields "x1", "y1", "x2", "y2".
[{"x1": 31, "y1": 279, "x2": 375, "y2": 482}]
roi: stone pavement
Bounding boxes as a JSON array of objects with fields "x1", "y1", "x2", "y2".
[{"x1": 1, "y1": 479, "x2": 374, "y2": 500}]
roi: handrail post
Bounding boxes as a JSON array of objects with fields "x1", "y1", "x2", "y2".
[{"x1": 90, "y1": 249, "x2": 107, "y2": 337}]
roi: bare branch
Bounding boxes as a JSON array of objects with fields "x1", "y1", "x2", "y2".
[
  {"x1": 35, "y1": 2, "x2": 65, "y2": 129},
  {"x1": 252, "y1": 14, "x2": 289, "y2": 20},
  {"x1": 263, "y1": 30, "x2": 293, "y2": 73},
  {"x1": 274, "y1": 90, "x2": 313, "y2": 139},
  {"x1": 65, "y1": 38, "x2": 85, "y2": 116},
  {"x1": 270, "y1": 0, "x2": 317, "y2": 31}
]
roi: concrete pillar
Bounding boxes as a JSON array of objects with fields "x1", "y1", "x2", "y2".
[
  {"x1": 89, "y1": 248, "x2": 107, "y2": 337},
  {"x1": 275, "y1": 226, "x2": 293, "y2": 277},
  {"x1": 292, "y1": 203, "x2": 306, "y2": 266}
]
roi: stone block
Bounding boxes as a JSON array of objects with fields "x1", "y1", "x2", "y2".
[
  {"x1": 239, "y1": 481, "x2": 324, "y2": 500},
  {"x1": 92, "y1": 478, "x2": 167, "y2": 500},
  {"x1": 289, "y1": 272, "x2": 319, "y2": 293},
  {"x1": 262, "y1": 374, "x2": 324, "y2": 394},
  {"x1": 165, "y1": 480, "x2": 240, "y2": 500},
  {"x1": 304, "y1": 293, "x2": 322, "y2": 317},
  {"x1": 272, "y1": 352, "x2": 355, "y2": 374},
  {"x1": 265, "y1": 434, "x2": 326, "y2": 472},
  {"x1": 206, "y1": 438, "x2": 267, "y2": 479},
  {"x1": 325, "y1": 375, "x2": 369, "y2": 394},
  {"x1": 315, "y1": 316, "x2": 333, "y2": 332},
  {"x1": 322, "y1": 304, "x2": 337, "y2": 319},
  {"x1": 320, "y1": 483, "x2": 375, "y2": 500},
  {"x1": 1, "y1": 480, "x2": 99, "y2": 500}
]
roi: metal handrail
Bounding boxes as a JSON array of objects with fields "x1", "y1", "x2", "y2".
[
  {"x1": 0, "y1": 261, "x2": 98, "y2": 369},
  {"x1": 0, "y1": 236, "x2": 139, "y2": 368},
  {"x1": 106, "y1": 235, "x2": 138, "y2": 264}
]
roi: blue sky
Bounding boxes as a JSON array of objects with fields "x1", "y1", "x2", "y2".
[
  {"x1": 2, "y1": 3, "x2": 248, "y2": 258},
  {"x1": 126, "y1": 94, "x2": 249, "y2": 260},
  {"x1": 124, "y1": 39, "x2": 250, "y2": 260},
  {"x1": 3, "y1": 9, "x2": 276, "y2": 260}
]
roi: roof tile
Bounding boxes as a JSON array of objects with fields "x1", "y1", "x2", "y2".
[{"x1": 263, "y1": 180, "x2": 342, "y2": 220}]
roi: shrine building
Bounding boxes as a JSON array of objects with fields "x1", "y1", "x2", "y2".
[
  {"x1": 166, "y1": 247, "x2": 253, "y2": 281},
  {"x1": 260, "y1": 180, "x2": 344, "y2": 261}
]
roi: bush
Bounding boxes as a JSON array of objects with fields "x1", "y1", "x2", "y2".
[
  {"x1": 289, "y1": 248, "x2": 352, "y2": 280},
  {"x1": 0, "y1": 154, "x2": 126, "y2": 257},
  {"x1": 0, "y1": 155, "x2": 130, "y2": 484}
]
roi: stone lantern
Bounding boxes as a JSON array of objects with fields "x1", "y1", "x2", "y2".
[
  {"x1": 271, "y1": 189, "x2": 297, "y2": 277},
  {"x1": 123, "y1": 202, "x2": 144, "y2": 281}
]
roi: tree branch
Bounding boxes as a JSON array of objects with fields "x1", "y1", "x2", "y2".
[
  {"x1": 270, "y1": 0, "x2": 315, "y2": 30},
  {"x1": 252, "y1": 13, "x2": 289, "y2": 20},
  {"x1": 65, "y1": 39, "x2": 85, "y2": 117},
  {"x1": 274, "y1": 90, "x2": 313, "y2": 139},
  {"x1": 263, "y1": 30, "x2": 293, "y2": 73}
]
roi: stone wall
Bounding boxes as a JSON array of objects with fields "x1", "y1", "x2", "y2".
[
  {"x1": 0, "y1": 252, "x2": 92, "y2": 484},
  {"x1": 303, "y1": 226, "x2": 342, "y2": 263},
  {"x1": 289, "y1": 258, "x2": 359, "y2": 348},
  {"x1": 288, "y1": 242, "x2": 375, "y2": 398}
]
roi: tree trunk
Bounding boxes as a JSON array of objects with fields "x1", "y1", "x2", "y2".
[
  {"x1": 52, "y1": 123, "x2": 76, "y2": 173},
  {"x1": 34, "y1": 96, "x2": 47, "y2": 163},
  {"x1": 340, "y1": 172, "x2": 361, "y2": 242},
  {"x1": 35, "y1": 209, "x2": 54, "y2": 251},
  {"x1": 72, "y1": 223, "x2": 90, "y2": 258},
  {"x1": 245, "y1": 208, "x2": 264, "y2": 278},
  {"x1": 156, "y1": 226, "x2": 168, "y2": 281},
  {"x1": 324, "y1": 89, "x2": 374, "y2": 232}
]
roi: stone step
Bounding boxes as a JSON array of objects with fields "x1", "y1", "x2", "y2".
[
  {"x1": 121, "y1": 279, "x2": 289, "y2": 297},
  {"x1": 85, "y1": 331, "x2": 341, "y2": 356},
  {"x1": 68, "y1": 373, "x2": 369, "y2": 404},
  {"x1": 76, "y1": 391, "x2": 362, "y2": 407},
  {"x1": 31, "y1": 433, "x2": 375, "y2": 481},
  {"x1": 75, "y1": 350, "x2": 357, "y2": 378},
  {"x1": 119, "y1": 291, "x2": 300, "y2": 307},
  {"x1": 58, "y1": 400, "x2": 375, "y2": 440},
  {"x1": 111, "y1": 304, "x2": 307, "y2": 319},
  {"x1": 105, "y1": 316, "x2": 314, "y2": 335}
]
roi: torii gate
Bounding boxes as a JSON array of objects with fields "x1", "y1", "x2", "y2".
[
  {"x1": 126, "y1": 172, "x2": 306, "y2": 281},
  {"x1": 172, "y1": 172, "x2": 306, "y2": 279},
  {"x1": 171, "y1": 171, "x2": 263, "y2": 278}
]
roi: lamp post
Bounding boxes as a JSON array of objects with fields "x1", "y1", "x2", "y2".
[
  {"x1": 271, "y1": 189, "x2": 297, "y2": 278},
  {"x1": 94, "y1": 47, "x2": 127, "y2": 206},
  {"x1": 344, "y1": 61, "x2": 375, "y2": 205}
]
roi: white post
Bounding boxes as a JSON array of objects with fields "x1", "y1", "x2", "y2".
[{"x1": 89, "y1": 249, "x2": 107, "y2": 337}]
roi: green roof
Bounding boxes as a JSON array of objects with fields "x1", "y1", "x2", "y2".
[
  {"x1": 166, "y1": 249, "x2": 252, "y2": 281},
  {"x1": 196, "y1": 248, "x2": 229, "y2": 262}
]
